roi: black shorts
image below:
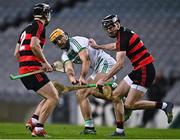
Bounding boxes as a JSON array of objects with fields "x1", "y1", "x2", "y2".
[
  {"x1": 124, "y1": 63, "x2": 156, "y2": 92},
  {"x1": 20, "y1": 73, "x2": 50, "y2": 92}
]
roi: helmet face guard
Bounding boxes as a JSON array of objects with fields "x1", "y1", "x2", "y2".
[
  {"x1": 102, "y1": 14, "x2": 120, "y2": 29},
  {"x1": 44, "y1": 9, "x2": 51, "y2": 24},
  {"x1": 101, "y1": 14, "x2": 120, "y2": 38},
  {"x1": 33, "y1": 3, "x2": 51, "y2": 25},
  {"x1": 49, "y1": 28, "x2": 69, "y2": 50},
  {"x1": 52, "y1": 36, "x2": 61, "y2": 45},
  {"x1": 49, "y1": 28, "x2": 65, "y2": 43}
]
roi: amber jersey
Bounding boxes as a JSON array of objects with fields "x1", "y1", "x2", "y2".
[
  {"x1": 17, "y1": 20, "x2": 45, "y2": 74},
  {"x1": 116, "y1": 27, "x2": 154, "y2": 70}
]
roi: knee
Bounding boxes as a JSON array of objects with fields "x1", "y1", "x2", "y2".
[
  {"x1": 49, "y1": 92, "x2": 59, "y2": 106},
  {"x1": 111, "y1": 96, "x2": 119, "y2": 103},
  {"x1": 76, "y1": 90, "x2": 89, "y2": 100},
  {"x1": 124, "y1": 102, "x2": 134, "y2": 110},
  {"x1": 111, "y1": 92, "x2": 120, "y2": 103}
]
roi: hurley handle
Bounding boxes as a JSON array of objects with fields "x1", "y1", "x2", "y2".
[{"x1": 9, "y1": 69, "x2": 44, "y2": 80}]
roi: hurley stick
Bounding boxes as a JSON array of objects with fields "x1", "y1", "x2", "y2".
[
  {"x1": 53, "y1": 81, "x2": 114, "y2": 97},
  {"x1": 10, "y1": 60, "x2": 65, "y2": 80},
  {"x1": 53, "y1": 82, "x2": 97, "y2": 94},
  {"x1": 10, "y1": 69, "x2": 44, "y2": 80}
]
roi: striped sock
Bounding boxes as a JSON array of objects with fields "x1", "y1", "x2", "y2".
[
  {"x1": 116, "y1": 121, "x2": 124, "y2": 133},
  {"x1": 85, "y1": 119, "x2": 94, "y2": 128},
  {"x1": 32, "y1": 114, "x2": 39, "y2": 120}
]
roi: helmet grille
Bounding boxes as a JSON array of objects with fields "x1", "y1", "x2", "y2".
[{"x1": 102, "y1": 14, "x2": 120, "y2": 28}]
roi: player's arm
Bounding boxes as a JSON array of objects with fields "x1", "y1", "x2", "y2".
[
  {"x1": 14, "y1": 43, "x2": 20, "y2": 60},
  {"x1": 97, "y1": 43, "x2": 116, "y2": 51},
  {"x1": 30, "y1": 37, "x2": 47, "y2": 63},
  {"x1": 103, "y1": 51, "x2": 126, "y2": 82},
  {"x1": 78, "y1": 49, "x2": 91, "y2": 84},
  {"x1": 30, "y1": 37, "x2": 52, "y2": 71},
  {"x1": 89, "y1": 38, "x2": 116, "y2": 51},
  {"x1": 64, "y1": 61, "x2": 78, "y2": 84}
]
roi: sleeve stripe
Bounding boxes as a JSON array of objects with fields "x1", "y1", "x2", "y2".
[
  {"x1": 78, "y1": 47, "x2": 86, "y2": 53},
  {"x1": 63, "y1": 59, "x2": 71, "y2": 64},
  {"x1": 70, "y1": 38, "x2": 83, "y2": 50},
  {"x1": 129, "y1": 33, "x2": 138, "y2": 46}
]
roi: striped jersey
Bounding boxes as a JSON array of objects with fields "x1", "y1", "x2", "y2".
[
  {"x1": 61, "y1": 36, "x2": 114, "y2": 68},
  {"x1": 116, "y1": 27, "x2": 154, "y2": 70},
  {"x1": 17, "y1": 20, "x2": 45, "y2": 74}
]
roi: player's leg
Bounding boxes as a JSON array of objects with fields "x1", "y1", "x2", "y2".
[
  {"x1": 21, "y1": 73, "x2": 59, "y2": 137},
  {"x1": 77, "y1": 70, "x2": 115, "y2": 135},
  {"x1": 36, "y1": 82, "x2": 59, "y2": 123},
  {"x1": 21, "y1": 73, "x2": 58, "y2": 136},
  {"x1": 33, "y1": 99, "x2": 46, "y2": 118},
  {"x1": 123, "y1": 64, "x2": 152, "y2": 122},
  {"x1": 31, "y1": 81, "x2": 59, "y2": 137},
  {"x1": 78, "y1": 71, "x2": 115, "y2": 134},
  {"x1": 26, "y1": 99, "x2": 46, "y2": 132},
  {"x1": 91, "y1": 57, "x2": 128, "y2": 136},
  {"x1": 124, "y1": 64, "x2": 174, "y2": 124},
  {"x1": 110, "y1": 80, "x2": 130, "y2": 136},
  {"x1": 76, "y1": 88, "x2": 92, "y2": 120},
  {"x1": 76, "y1": 78, "x2": 96, "y2": 135},
  {"x1": 125, "y1": 90, "x2": 174, "y2": 123}
]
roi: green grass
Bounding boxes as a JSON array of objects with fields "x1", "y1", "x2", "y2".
[{"x1": 0, "y1": 122, "x2": 179, "y2": 139}]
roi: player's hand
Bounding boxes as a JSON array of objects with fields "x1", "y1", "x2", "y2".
[
  {"x1": 79, "y1": 76, "x2": 86, "y2": 85},
  {"x1": 71, "y1": 79, "x2": 79, "y2": 85},
  {"x1": 89, "y1": 38, "x2": 99, "y2": 49},
  {"x1": 96, "y1": 78, "x2": 105, "y2": 86},
  {"x1": 42, "y1": 62, "x2": 53, "y2": 72},
  {"x1": 70, "y1": 77, "x2": 79, "y2": 85}
]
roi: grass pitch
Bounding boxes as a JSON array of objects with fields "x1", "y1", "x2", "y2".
[{"x1": 0, "y1": 122, "x2": 179, "y2": 139}]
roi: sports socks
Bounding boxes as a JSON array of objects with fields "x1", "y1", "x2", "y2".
[
  {"x1": 84, "y1": 119, "x2": 94, "y2": 128},
  {"x1": 155, "y1": 102, "x2": 167, "y2": 109},
  {"x1": 32, "y1": 114, "x2": 39, "y2": 120},
  {"x1": 162, "y1": 102, "x2": 168, "y2": 109},
  {"x1": 31, "y1": 114, "x2": 39, "y2": 125},
  {"x1": 35, "y1": 123, "x2": 44, "y2": 131},
  {"x1": 116, "y1": 121, "x2": 124, "y2": 133},
  {"x1": 31, "y1": 115, "x2": 44, "y2": 131}
]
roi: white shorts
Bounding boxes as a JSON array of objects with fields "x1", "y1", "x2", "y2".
[
  {"x1": 90, "y1": 56, "x2": 116, "y2": 81},
  {"x1": 124, "y1": 75, "x2": 148, "y2": 93}
]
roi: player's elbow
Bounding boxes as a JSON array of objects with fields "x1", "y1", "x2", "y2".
[
  {"x1": 14, "y1": 52, "x2": 20, "y2": 60},
  {"x1": 120, "y1": 63, "x2": 124, "y2": 68}
]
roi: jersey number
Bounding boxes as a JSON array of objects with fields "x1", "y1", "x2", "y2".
[{"x1": 19, "y1": 31, "x2": 26, "y2": 51}]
